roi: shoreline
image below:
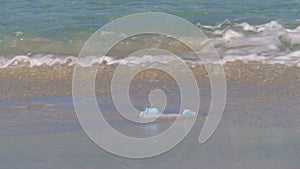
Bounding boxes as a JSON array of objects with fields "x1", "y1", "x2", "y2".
[{"x1": 0, "y1": 61, "x2": 299, "y2": 99}]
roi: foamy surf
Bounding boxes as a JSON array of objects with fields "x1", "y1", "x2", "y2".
[
  {"x1": 1, "y1": 20, "x2": 300, "y2": 68},
  {"x1": 139, "y1": 108, "x2": 200, "y2": 121},
  {"x1": 1, "y1": 52, "x2": 300, "y2": 69},
  {"x1": 1, "y1": 20, "x2": 300, "y2": 67}
]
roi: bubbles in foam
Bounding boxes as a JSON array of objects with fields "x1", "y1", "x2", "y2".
[
  {"x1": 0, "y1": 52, "x2": 299, "y2": 69},
  {"x1": 1, "y1": 20, "x2": 300, "y2": 68},
  {"x1": 222, "y1": 30, "x2": 244, "y2": 41}
]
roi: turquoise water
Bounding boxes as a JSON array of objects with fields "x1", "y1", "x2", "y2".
[
  {"x1": 1, "y1": 0, "x2": 300, "y2": 40},
  {"x1": 0, "y1": 0, "x2": 300, "y2": 67},
  {"x1": 1, "y1": 0, "x2": 300, "y2": 65}
]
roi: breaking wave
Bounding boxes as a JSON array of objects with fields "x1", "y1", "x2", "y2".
[{"x1": 1, "y1": 20, "x2": 300, "y2": 68}]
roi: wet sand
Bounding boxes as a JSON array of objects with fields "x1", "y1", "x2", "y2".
[{"x1": 0, "y1": 62, "x2": 300, "y2": 168}]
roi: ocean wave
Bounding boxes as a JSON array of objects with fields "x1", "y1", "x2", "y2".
[
  {"x1": 1, "y1": 51, "x2": 300, "y2": 69},
  {"x1": 1, "y1": 20, "x2": 300, "y2": 68},
  {"x1": 202, "y1": 20, "x2": 300, "y2": 45}
]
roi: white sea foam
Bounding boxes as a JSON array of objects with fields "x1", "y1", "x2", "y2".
[
  {"x1": 0, "y1": 51, "x2": 300, "y2": 69},
  {"x1": 1, "y1": 21, "x2": 300, "y2": 68}
]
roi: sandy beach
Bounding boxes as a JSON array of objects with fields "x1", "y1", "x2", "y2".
[{"x1": 0, "y1": 62, "x2": 299, "y2": 168}]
